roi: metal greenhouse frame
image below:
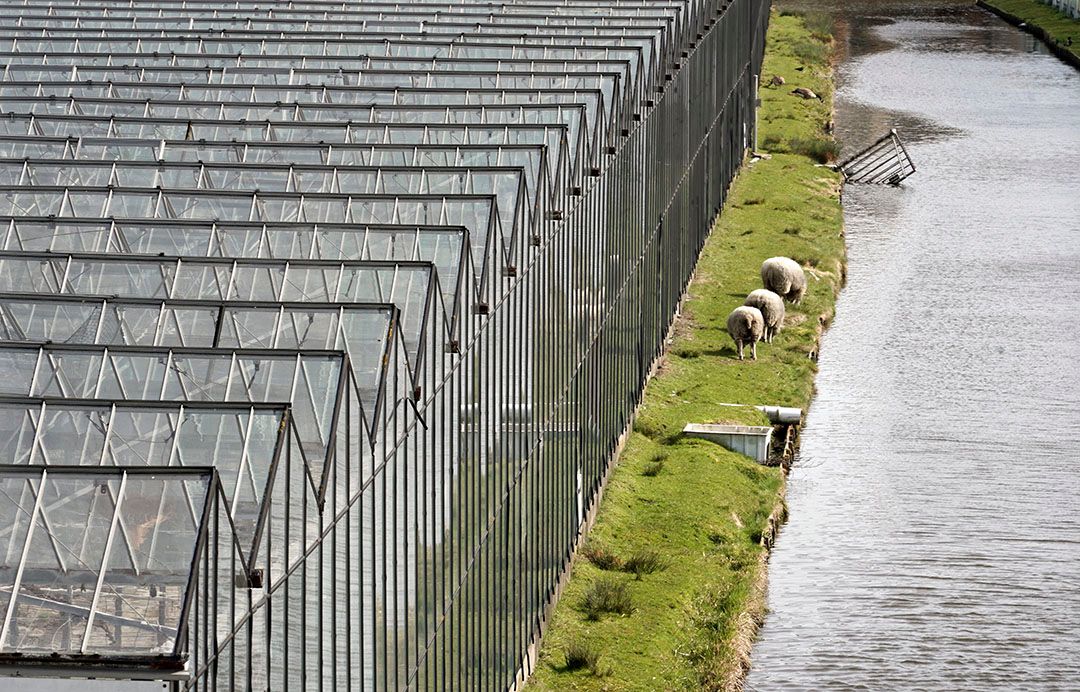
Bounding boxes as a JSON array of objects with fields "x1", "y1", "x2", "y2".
[{"x1": 0, "y1": 0, "x2": 769, "y2": 688}]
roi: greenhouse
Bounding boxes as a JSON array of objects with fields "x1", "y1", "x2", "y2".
[{"x1": 0, "y1": 0, "x2": 768, "y2": 689}]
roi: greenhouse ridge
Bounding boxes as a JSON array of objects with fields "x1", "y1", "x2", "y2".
[{"x1": 0, "y1": 0, "x2": 769, "y2": 688}]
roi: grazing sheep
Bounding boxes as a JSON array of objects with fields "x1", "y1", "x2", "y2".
[
  {"x1": 744, "y1": 289, "x2": 785, "y2": 343},
  {"x1": 761, "y1": 256, "x2": 807, "y2": 303},
  {"x1": 726, "y1": 306, "x2": 764, "y2": 361}
]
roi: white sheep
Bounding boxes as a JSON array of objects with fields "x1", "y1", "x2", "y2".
[
  {"x1": 744, "y1": 288, "x2": 785, "y2": 343},
  {"x1": 761, "y1": 256, "x2": 807, "y2": 303},
  {"x1": 726, "y1": 306, "x2": 764, "y2": 361}
]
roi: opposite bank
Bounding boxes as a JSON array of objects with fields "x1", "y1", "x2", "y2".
[
  {"x1": 978, "y1": 0, "x2": 1080, "y2": 69},
  {"x1": 525, "y1": 11, "x2": 846, "y2": 691}
]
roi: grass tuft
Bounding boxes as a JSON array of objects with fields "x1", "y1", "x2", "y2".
[
  {"x1": 788, "y1": 137, "x2": 840, "y2": 164},
  {"x1": 761, "y1": 134, "x2": 784, "y2": 152},
  {"x1": 580, "y1": 576, "x2": 634, "y2": 620},
  {"x1": 777, "y1": 8, "x2": 834, "y2": 39},
  {"x1": 641, "y1": 452, "x2": 667, "y2": 476},
  {"x1": 802, "y1": 11, "x2": 835, "y2": 41},
  {"x1": 581, "y1": 543, "x2": 623, "y2": 571},
  {"x1": 641, "y1": 459, "x2": 665, "y2": 477},
  {"x1": 792, "y1": 39, "x2": 828, "y2": 63},
  {"x1": 563, "y1": 639, "x2": 603, "y2": 673},
  {"x1": 622, "y1": 549, "x2": 666, "y2": 579}
]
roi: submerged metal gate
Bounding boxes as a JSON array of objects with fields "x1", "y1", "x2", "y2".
[
  {"x1": 838, "y1": 129, "x2": 917, "y2": 185},
  {"x1": 0, "y1": 0, "x2": 770, "y2": 688}
]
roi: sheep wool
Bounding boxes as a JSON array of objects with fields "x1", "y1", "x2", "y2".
[
  {"x1": 761, "y1": 256, "x2": 807, "y2": 303},
  {"x1": 726, "y1": 306, "x2": 765, "y2": 361},
  {"x1": 745, "y1": 288, "x2": 786, "y2": 343}
]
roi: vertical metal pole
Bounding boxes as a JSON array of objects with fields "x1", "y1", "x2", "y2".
[
  {"x1": 753, "y1": 73, "x2": 760, "y2": 153},
  {"x1": 81, "y1": 470, "x2": 128, "y2": 653},
  {"x1": 0, "y1": 470, "x2": 49, "y2": 649}
]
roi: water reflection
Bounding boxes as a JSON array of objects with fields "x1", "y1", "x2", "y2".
[{"x1": 748, "y1": 6, "x2": 1080, "y2": 690}]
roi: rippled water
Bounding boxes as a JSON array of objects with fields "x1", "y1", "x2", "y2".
[{"x1": 748, "y1": 6, "x2": 1080, "y2": 690}]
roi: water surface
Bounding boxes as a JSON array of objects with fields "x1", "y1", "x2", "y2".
[{"x1": 748, "y1": 6, "x2": 1080, "y2": 690}]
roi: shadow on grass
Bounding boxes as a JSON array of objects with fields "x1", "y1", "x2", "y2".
[{"x1": 697, "y1": 347, "x2": 740, "y2": 359}]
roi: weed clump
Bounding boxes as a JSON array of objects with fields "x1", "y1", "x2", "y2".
[
  {"x1": 761, "y1": 134, "x2": 784, "y2": 152},
  {"x1": 563, "y1": 639, "x2": 609, "y2": 676},
  {"x1": 778, "y1": 10, "x2": 833, "y2": 43},
  {"x1": 581, "y1": 543, "x2": 623, "y2": 571},
  {"x1": 642, "y1": 452, "x2": 667, "y2": 477},
  {"x1": 580, "y1": 576, "x2": 634, "y2": 620},
  {"x1": 623, "y1": 549, "x2": 666, "y2": 579},
  {"x1": 801, "y1": 11, "x2": 834, "y2": 41},
  {"x1": 792, "y1": 39, "x2": 827, "y2": 63},
  {"x1": 563, "y1": 639, "x2": 599, "y2": 671},
  {"x1": 788, "y1": 137, "x2": 840, "y2": 164},
  {"x1": 632, "y1": 417, "x2": 662, "y2": 439}
]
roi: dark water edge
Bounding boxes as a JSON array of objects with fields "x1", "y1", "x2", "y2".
[{"x1": 748, "y1": 3, "x2": 1080, "y2": 690}]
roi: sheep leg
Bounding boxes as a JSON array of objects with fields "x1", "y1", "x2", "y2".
[
  {"x1": 751, "y1": 341, "x2": 758, "y2": 360},
  {"x1": 736, "y1": 340, "x2": 744, "y2": 360}
]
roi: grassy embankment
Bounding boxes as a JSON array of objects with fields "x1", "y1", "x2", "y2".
[
  {"x1": 525, "y1": 11, "x2": 845, "y2": 692},
  {"x1": 980, "y1": 0, "x2": 1080, "y2": 64}
]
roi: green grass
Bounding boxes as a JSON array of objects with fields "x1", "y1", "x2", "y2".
[
  {"x1": 563, "y1": 639, "x2": 608, "y2": 677},
  {"x1": 580, "y1": 576, "x2": 636, "y2": 621},
  {"x1": 526, "y1": 11, "x2": 845, "y2": 692},
  {"x1": 983, "y1": 0, "x2": 1080, "y2": 61},
  {"x1": 622, "y1": 549, "x2": 666, "y2": 579}
]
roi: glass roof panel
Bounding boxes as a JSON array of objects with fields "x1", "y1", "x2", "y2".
[
  {"x1": 0, "y1": 294, "x2": 398, "y2": 384},
  {"x1": 0, "y1": 345, "x2": 346, "y2": 479},
  {"x1": 0, "y1": 468, "x2": 211, "y2": 658},
  {"x1": 0, "y1": 401, "x2": 284, "y2": 521},
  {"x1": 0, "y1": 161, "x2": 529, "y2": 244}
]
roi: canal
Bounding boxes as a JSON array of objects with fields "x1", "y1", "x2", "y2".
[{"x1": 748, "y1": 3, "x2": 1080, "y2": 689}]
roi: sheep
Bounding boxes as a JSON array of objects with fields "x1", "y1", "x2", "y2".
[
  {"x1": 726, "y1": 306, "x2": 764, "y2": 361},
  {"x1": 761, "y1": 256, "x2": 807, "y2": 303},
  {"x1": 744, "y1": 288, "x2": 785, "y2": 343}
]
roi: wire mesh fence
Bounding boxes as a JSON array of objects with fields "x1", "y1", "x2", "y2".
[{"x1": 0, "y1": 0, "x2": 769, "y2": 688}]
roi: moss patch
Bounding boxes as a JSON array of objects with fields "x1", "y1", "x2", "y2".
[{"x1": 526, "y1": 11, "x2": 845, "y2": 692}]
